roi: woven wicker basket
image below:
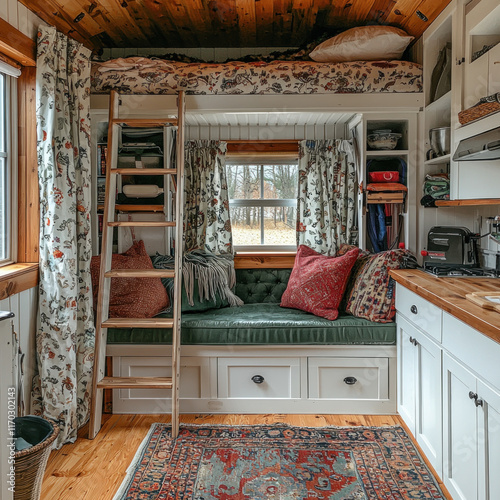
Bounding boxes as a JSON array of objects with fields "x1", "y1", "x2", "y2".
[
  {"x1": 458, "y1": 101, "x2": 500, "y2": 125},
  {"x1": 14, "y1": 418, "x2": 59, "y2": 500}
]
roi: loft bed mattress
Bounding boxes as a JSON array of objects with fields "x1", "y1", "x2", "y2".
[{"x1": 91, "y1": 57, "x2": 422, "y2": 95}]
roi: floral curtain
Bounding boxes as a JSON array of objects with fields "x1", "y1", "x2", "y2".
[
  {"x1": 31, "y1": 26, "x2": 95, "y2": 448},
  {"x1": 297, "y1": 139, "x2": 358, "y2": 255},
  {"x1": 184, "y1": 140, "x2": 232, "y2": 254}
]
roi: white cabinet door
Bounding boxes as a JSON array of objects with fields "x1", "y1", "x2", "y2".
[
  {"x1": 443, "y1": 354, "x2": 479, "y2": 500},
  {"x1": 477, "y1": 380, "x2": 500, "y2": 500},
  {"x1": 416, "y1": 330, "x2": 443, "y2": 478},
  {"x1": 397, "y1": 316, "x2": 417, "y2": 435}
]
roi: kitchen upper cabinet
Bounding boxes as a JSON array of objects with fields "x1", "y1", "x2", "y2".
[{"x1": 397, "y1": 314, "x2": 443, "y2": 477}]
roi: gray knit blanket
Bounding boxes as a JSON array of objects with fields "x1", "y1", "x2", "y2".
[{"x1": 152, "y1": 250, "x2": 243, "y2": 308}]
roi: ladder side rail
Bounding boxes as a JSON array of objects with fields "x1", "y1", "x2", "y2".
[
  {"x1": 171, "y1": 91, "x2": 185, "y2": 438},
  {"x1": 89, "y1": 90, "x2": 120, "y2": 439}
]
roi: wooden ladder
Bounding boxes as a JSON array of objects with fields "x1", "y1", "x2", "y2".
[{"x1": 88, "y1": 90, "x2": 185, "y2": 439}]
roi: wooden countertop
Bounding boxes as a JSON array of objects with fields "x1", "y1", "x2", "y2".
[{"x1": 390, "y1": 269, "x2": 500, "y2": 345}]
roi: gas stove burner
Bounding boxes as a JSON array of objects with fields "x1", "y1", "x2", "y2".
[{"x1": 424, "y1": 264, "x2": 500, "y2": 278}]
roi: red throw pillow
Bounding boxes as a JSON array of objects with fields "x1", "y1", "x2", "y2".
[
  {"x1": 280, "y1": 245, "x2": 359, "y2": 320},
  {"x1": 90, "y1": 240, "x2": 169, "y2": 318}
]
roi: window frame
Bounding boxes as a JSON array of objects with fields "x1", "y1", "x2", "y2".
[
  {"x1": 227, "y1": 161, "x2": 298, "y2": 252},
  {"x1": 0, "y1": 72, "x2": 17, "y2": 267}
]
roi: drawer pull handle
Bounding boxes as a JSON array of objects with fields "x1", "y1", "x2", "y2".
[
  {"x1": 410, "y1": 305, "x2": 418, "y2": 314},
  {"x1": 409, "y1": 336, "x2": 418, "y2": 346},
  {"x1": 251, "y1": 375, "x2": 265, "y2": 384},
  {"x1": 344, "y1": 376, "x2": 357, "y2": 385},
  {"x1": 469, "y1": 391, "x2": 484, "y2": 407}
]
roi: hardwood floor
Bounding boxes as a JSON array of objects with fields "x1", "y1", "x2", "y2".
[{"x1": 41, "y1": 414, "x2": 452, "y2": 500}]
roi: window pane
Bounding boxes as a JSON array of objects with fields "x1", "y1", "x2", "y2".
[
  {"x1": 263, "y1": 206, "x2": 296, "y2": 246},
  {"x1": 0, "y1": 75, "x2": 4, "y2": 153},
  {"x1": 227, "y1": 165, "x2": 260, "y2": 199},
  {"x1": 263, "y1": 164, "x2": 298, "y2": 199},
  {"x1": 230, "y1": 206, "x2": 261, "y2": 246},
  {"x1": 0, "y1": 158, "x2": 6, "y2": 260}
]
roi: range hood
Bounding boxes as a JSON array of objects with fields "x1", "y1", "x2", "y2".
[{"x1": 453, "y1": 127, "x2": 500, "y2": 161}]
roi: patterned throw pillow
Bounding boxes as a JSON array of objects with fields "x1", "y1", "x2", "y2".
[
  {"x1": 280, "y1": 245, "x2": 359, "y2": 320},
  {"x1": 90, "y1": 240, "x2": 169, "y2": 318},
  {"x1": 345, "y1": 249, "x2": 417, "y2": 323},
  {"x1": 335, "y1": 244, "x2": 372, "y2": 312}
]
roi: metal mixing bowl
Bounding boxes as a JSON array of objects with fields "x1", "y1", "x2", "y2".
[{"x1": 429, "y1": 127, "x2": 450, "y2": 156}]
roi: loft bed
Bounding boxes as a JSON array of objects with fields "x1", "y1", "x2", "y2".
[{"x1": 91, "y1": 57, "x2": 422, "y2": 96}]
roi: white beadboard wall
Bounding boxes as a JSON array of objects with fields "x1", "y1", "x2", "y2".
[
  {"x1": 101, "y1": 46, "x2": 299, "y2": 62},
  {"x1": 0, "y1": 0, "x2": 44, "y2": 40},
  {"x1": 186, "y1": 123, "x2": 349, "y2": 141},
  {"x1": 0, "y1": 287, "x2": 37, "y2": 415}
]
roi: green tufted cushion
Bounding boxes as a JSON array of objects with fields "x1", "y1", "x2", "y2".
[
  {"x1": 107, "y1": 303, "x2": 396, "y2": 345},
  {"x1": 235, "y1": 268, "x2": 291, "y2": 303}
]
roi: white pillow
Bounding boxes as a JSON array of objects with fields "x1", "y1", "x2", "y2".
[{"x1": 309, "y1": 26, "x2": 414, "y2": 63}]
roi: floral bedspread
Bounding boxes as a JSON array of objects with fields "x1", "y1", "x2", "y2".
[{"x1": 91, "y1": 57, "x2": 422, "y2": 95}]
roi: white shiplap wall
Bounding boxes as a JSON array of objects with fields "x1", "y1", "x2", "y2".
[
  {"x1": 0, "y1": 0, "x2": 44, "y2": 40},
  {"x1": 0, "y1": 287, "x2": 38, "y2": 414},
  {"x1": 0, "y1": 2, "x2": 42, "y2": 413}
]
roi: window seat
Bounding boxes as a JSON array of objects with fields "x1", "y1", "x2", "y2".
[{"x1": 107, "y1": 267, "x2": 397, "y2": 415}]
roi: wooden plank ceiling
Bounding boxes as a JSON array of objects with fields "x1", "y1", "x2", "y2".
[{"x1": 21, "y1": 0, "x2": 452, "y2": 51}]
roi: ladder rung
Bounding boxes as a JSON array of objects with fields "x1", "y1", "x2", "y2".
[
  {"x1": 112, "y1": 118, "x2": 178, "y2": 127},
  {"x1": 97, "y1": 376, "x2": 173, "y2": 390},
  {"x1": 108, "y1": 221, "x2": 175, "y2": 227},
  {"x1": 115, "y1": 205, "x2": 164, "y2": 212},
  {"x1": 105, "y1": 269, "x2": 175, "y2": 278},
  {"x1": 102, "y1": 318, "x2": 174, "y2": 329},
  {"x1": 111, "y1": 168, "x2": 177, "y2": 176}
]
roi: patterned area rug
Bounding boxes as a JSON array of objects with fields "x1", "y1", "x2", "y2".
[{"x1": 113, "y1": 424, "x2": 445, "y2": 499}]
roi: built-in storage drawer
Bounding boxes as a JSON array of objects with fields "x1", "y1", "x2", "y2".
[
  {"x1": 217, "y1": 357, "x2": 301, "y2": 399},
  {"x1": 395, "y1": 285, "x2": 442, "y2": 342},
  {"x1": 113, "y1": 356, "x2": 210, "y2": 413},
  {"x1": 442, "y1": 312, "x2": 500, "y2": 392},
  {"x1": 308, "y1": 357, "x2": 389, "y2": 400}
]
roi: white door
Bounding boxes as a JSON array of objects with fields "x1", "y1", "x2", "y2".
[
  {"x1": 443, "y1": 354, "x2": 478, "y2": 500},
  {"x1": 397, "y1": 316, "x2": 417, "y2": 435},
  {"x1": 416, "y1": 331, "x2": 443, "y2": 477},
  {"x1": 477, "y1": 380, "x2": 500, "y2": 500}
]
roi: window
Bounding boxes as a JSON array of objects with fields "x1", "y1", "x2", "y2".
[
  {"x1": 227, "y1": 162, "x2": 298, "y2": 251},
  {"x1": 0, "y1": 67, "x2": 17, "y2": 266}
]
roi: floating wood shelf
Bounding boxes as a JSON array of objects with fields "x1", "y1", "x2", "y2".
[
  {"x1": 435, "y1": 199, "x2": 500, "y2": 206},
  {"x1": 108, "y1": 221, "x2": 175, "y2": 227},
  {"x1": 366, "y1": 192, "x2": 405, "y2": 204},
  {"x1": 115, "y1": 204, "x2": 165, "y2": 212},
  {"x1": 424, "y1": 154, "x2": 451, "y2": 166}
]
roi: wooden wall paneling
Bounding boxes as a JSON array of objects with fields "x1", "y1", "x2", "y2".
[
  {"x1": 369, "y1": 0, "x2": 398, "y2": 24},
  {"x1": 234, "y1": 252, "x2": 295, "y2": 268},
  {"x1": 255, "y1": 0, "x2": 274, "y2": 46},
  {"x1": 18, "y1": 0, "x2": 95, "y2": 49},
  {"x1": 236, "y1": 0, "x2": 257, "y2": 46},
  {"x1": 18, "y1": 66, "x2": 39, "y2": 263},
  {"x1": 0, "y1": 16, "x2": 35, "y2": 66},
  {"x1": 400, "y1": 0, "x2": 446, "y2": 36},
  {"x1": 17, "y1": 2, "x2": 29, "y2": 36}
]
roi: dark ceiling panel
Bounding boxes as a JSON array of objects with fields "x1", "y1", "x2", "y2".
[{"x1": 20, "y1": 0, "x2": 453, "y2": 51}]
